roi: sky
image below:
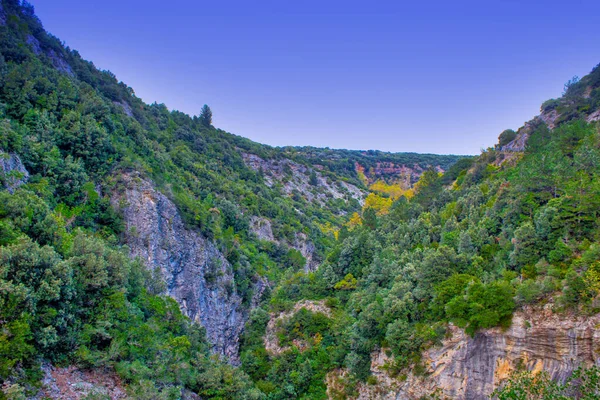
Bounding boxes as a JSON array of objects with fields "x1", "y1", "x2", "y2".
[{"x1": 32, "y1": 0, "x2": 600, "y2": 155}]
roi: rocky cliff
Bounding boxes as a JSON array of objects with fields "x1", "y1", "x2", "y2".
[
  {"x1": 333, "y1": 305, "x2": 600, "y2": 399},
  {"x1": 357, "y1": 161, "x2": 444, "y2": 186},
  {"x1": 0, "y1": 151, "x2": 29, "y2": 193},
  {"x1": 242, "y1": 152, "x2": 366, "y2": 207},
  {"x1": 111, "y1": 172, "x2": 248, "y2": 363},
  {"x1": 243, "y1": 152, "x2": 366, "y2": 271}
]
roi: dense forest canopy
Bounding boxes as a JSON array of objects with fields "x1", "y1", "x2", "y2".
[{"x1": 1, "y1": 0, "x2": 600, "y2": 399}]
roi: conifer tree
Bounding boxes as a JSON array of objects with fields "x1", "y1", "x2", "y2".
[{"x1": 200, "y1": 104, "x2": 212, "y2": 127}]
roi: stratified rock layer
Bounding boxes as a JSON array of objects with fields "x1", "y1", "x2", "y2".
[{"x1": 329, "y1": 305, "x2": 600, "y2": 399}]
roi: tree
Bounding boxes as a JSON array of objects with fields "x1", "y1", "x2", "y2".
[
  {"x1": 563, "y1": 75, "x2": 580, "y2": 96},
  {"x1": 498, "y1": 129, "x2": 517, "y2": 147},
  {"x1": 309, "y1": 171, "x2": 318, "y2": 186},
  {"x1": 199, "y1": 104, "x2": 212, "y2": 127}
]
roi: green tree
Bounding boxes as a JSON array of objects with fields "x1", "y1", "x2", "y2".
[
  {"x1": 498, "y1": 129, "x2": 517, "y2": 147},
  {"x1": 309, "y1": 171, "x2": 318, "y2": 186},
  {"x1": 200, "y1": 104, "x2": 213, "y2": 127}
]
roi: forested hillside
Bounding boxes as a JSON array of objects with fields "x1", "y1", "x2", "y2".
[
  {"x1": 238, "y1": 65, "x2": 600, "y2": 398},
  {"x1": 2, "y1": 1, "x2": 600, "y2": 399},
  {"x1": 0, "y1": 1, "x2": 463, "y2": 399}
]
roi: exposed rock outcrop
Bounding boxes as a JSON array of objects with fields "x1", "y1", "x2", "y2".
[
  {"x1": 0, "y1": 2, "x2": 6, "y2": 26},
  {"x1": 358, "y1": 161, "x2": 444, "y2": 186},
  {"x1": 242, "y1": 152, "x2": 366, "y2": 207},
  {"x1": 333, "y1": 306, "x2": 600, "y2": 399},
  {"x1": 538, "y1": 108, "x2": 560, "y2": 130},
  {"x1": 248, "y1": 216, "x2": 319, "y2": 272},
  {"x1": 587, "y1": 108, "x2": 600, "y2": 123},
  {"x1": 36, "y1": 364, "x2": 126, "y2": 400},
  {"x1": 26, "y1": 34, "x2": 42, "y2": 55},
  {"x1": 293, "y1": 232, "x2": 318, "y2": 272},
  {"x1": 249, "y1": 216, "x2": 275, "y2": 242},
  {"x1": 47, "y1": 48, "x2": 75, "y2": 77},
  {"x1": 25, "y1": 33, "x2": 74, "y2": 77},
  {"x1": 264, "y1": 300, "x2": 332, "y2": 355},
  {"x1": 0, "y1": 152, "x2": 29, "y2": 193},
  {"x1": 111, "y1": 172, "x2": 246, "y2": 363},
  {"x1": 243, "y1": 152, "x2": 366, "y2": 271},
  {"x1": 113, "y1": 100, "x2": 134, "y2": 117}
]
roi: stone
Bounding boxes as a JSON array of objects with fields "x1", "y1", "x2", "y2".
[
  {"x1": 0, "y1": 152, "x2": 29, "y2": 193},
  {"x1": 338, "y1": 306, "x2": 600, "y2": 399},
  {"x1": 249, "y1": 216, "x2": 275, "y2": 242},
  {"x1": 111, "y1": 172, "x2": 246, "y2": 363}
]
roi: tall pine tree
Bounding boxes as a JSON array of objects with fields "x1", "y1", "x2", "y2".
[{"x1": 200, "y1": 104, "x2": 212, "y2": 127}]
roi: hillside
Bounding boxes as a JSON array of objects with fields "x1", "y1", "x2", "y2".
[
  {"x1": 241, "y1": 64, "x2": 600, "y2": 398},
  {"x1": 0, "y1": 1, "x2": 464, "y2": 399},
  {"x1": 2, "y1": 1, "x2": 600, "y2": 400}
]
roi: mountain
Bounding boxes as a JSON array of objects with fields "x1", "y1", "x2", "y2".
[
  {"x1": 248, "y1": 67, "x2": 600, "y2": 398},
  {"x1": 2, "y1": 1, "x2": 600, "y2": 399},
  {"x1": 0, "y1": 1, "x2": 466, "y2": 399}
]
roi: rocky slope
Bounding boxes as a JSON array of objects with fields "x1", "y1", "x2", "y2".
[
  {"x1": 243, "y1": 152, "x2": 367, "y2": 271},
  {"x1": 35, "y1": 364, "x2": 126, "y2": 400},
  {"x1": 242, "y1": 152, "x2": 366, "y2": 207},
  {"x1": 111, "y1": 172, "x2": 254, "y2": 363},
  {"x1": 331, "y1": 305, "x2": 600, "y2": 399}
]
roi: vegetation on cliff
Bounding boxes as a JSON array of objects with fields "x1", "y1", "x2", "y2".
[
  {"x1": 240, "y1": 65, "x2": 600, "y2": 398},
  {"x1": 2, "y1": 0, "x2": 600, "y2": 398},
  {"x1": 0, "y1": 1, "x2": 458, "y2": 398}
]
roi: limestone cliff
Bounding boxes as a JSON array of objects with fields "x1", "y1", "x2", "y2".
[
  {"x1": 329, "y1": 305, "x2": 600, "y2": 399},
  {"x1": 243, "y1": 152, "x2": 366, "y2": 271},
  {"x1": 111, "y1": 172, "x2": 247, "y2": 363},
  {"x1": 242, "y1": 152, "x2": 366, "y2": 208}
]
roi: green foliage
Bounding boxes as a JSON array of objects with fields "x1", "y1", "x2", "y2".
[
  {"x1": 445, "y1": 281, "x2": 515, "y2": 336},
  {"x1": 257, "y1": 107, "x2": 600, "y2": 392},
  {"x1": 334, "y1": 273, "x2": 357, "y2": 290},
  {"x1": 498, "y1": 129, "x2": 517, "y2": 147},
  {"x1": 277, "y1": 308, "x2": 331, "y2": 346},
  {"x1": 3, "y1": 1, "x2": 600, "y2": 397},
  {"x1": 493, "y1": 365, "x2": 600, "y2": 399}
]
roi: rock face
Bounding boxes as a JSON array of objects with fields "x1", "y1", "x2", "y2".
[
  {"x1": 113, "y1": 100, "x2": 134, "y2": 117},
  {"x1": 25, "y1": 33, "x2": 74, "y2": 77},
  {"x1": 264, "y1": 300, "x2": 332, "y2": 355},
  {"x1": 587, "y1": 108, "x2": 600, "y2": 123},
  {"x1": 111, "y1": 173, "x2": 245, "y2": 363},
  {"x1": 293, "y1": 232, "x2": 318, "y2": 272},
  {"x1": 249, "y1": 216, "x2": 275, "y2": 242},
  {"x1": 243, "y1": 152, "x2": 366, "y2": 271},
  {"x1": 538, "y1": 108, "x2": 560, "y2": 130},
  {"x1": 242, "y1": 152, "x2": 366, "y2": 207},
  {"x1": 248, "y1": 216, "x2": 319, "y2": 272},
  {"x1": 0, "y1": 2, "x2": 6, "y2": 26},
  {"x1": 357, "y1": 161, "x2": 444, "y2": 186},
  {"x1": 343, "y1": 306, "x2": 600, "y2": 400},
  {"x1": 0, "y1": 152, "x2": 29, "y2": 193},
  {"x1": 37, "y1": 364, "x2": 126, "y2": 400}
]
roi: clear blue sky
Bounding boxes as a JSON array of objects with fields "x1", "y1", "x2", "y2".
[{"x1": 33, "y1": 0, "x2": 600, "y2": 155}]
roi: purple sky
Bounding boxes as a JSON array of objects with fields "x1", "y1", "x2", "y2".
[{"x1": 33, "y1": 0, "x2": 600, "y2": 155}]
